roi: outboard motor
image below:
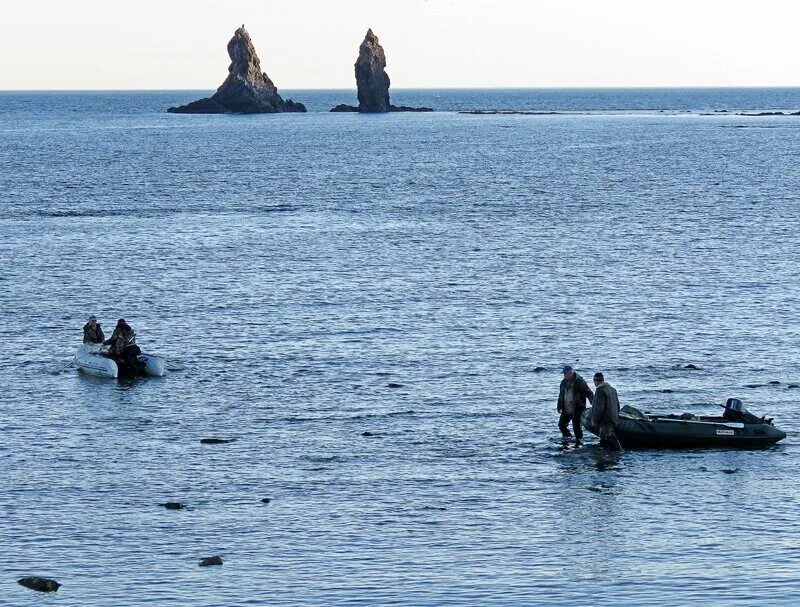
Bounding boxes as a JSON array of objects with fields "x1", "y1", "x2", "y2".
[
  {"x1": 723, "y1": 398, "x2": 770, "y2": 424},
  {"x1": 726, "y1": 398, "x2": 746, "y2": 413}
]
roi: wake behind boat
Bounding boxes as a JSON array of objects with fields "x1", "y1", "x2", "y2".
[
  {"x1": 76, "y1": 344, "x2": 166, "y2": 379},
  {"x1": 582, "y1": 398, "x2": 786, "y2": 449}
]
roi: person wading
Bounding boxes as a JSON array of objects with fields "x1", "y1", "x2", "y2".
[
  {"x1": 557, "y1": 365, "x2": 594, "y2": 444},
  {"x1": 590, "y1": 372, "x2": 622, "y2": 451}
]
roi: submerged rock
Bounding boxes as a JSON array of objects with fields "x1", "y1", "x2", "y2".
[
  {"x1": 387, "y1": 382, "x2": 404, "y2": 388},
  {"x1": 159, "y1": 501, "x2": 185, "y2": 510},
  {"x1": 199, "y1": 555, "x2": 223, "y2": 566},
  {"x1": 683, "y1": 364, "x2": 701, "y2": 370},
  {"x1": 260, "y1": 497, "x2": 272, "y2": 504},
  {"x1": 200, "y1": 438, "x2": 236, "y2": 444},
  {"x1": 330, "y1": 29, "x2": 432, "y2": 113},
  {"x1": 18, "y1": 577, "x2": 61, "y2": 592},
  {"x1": 169, "y1": 26, "x2": 305, "y2": 114}
]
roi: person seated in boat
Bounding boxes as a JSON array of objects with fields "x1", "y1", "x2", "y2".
[
  {"x1": 104, "y1": 319, "x2": 144, "y2": 370},
  {"x1": 103, "y1": 319, "x2": 136, "y2": 358},
  {"x1": 82, "y1": 315, "x2": 105, "y2": 344},
  {"x1": 590, "y1": 372, "x2": 622, "y2": 451}
]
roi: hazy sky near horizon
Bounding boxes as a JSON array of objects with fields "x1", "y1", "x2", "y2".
[{"x1": 1, "y1": 0, "x2": 799, "y2": 90}]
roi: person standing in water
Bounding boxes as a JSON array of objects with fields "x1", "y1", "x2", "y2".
[
  {"x1": 590, "y1": 372, "x2": 622, "y2": 451},
  {"x1": 557, "y1": 365, "x2": 594, "y2": 444}
]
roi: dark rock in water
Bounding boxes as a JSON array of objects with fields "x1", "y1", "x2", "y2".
[
  {"x1": 737, "y1": 111, "x2": 786, "y2": 116},
  {"x1": 721, "y1": 468, "x2": 739, "y2": 474},
  {"x1": 421, "y1": 505, "x2": 447, "y2": 511},
  {"x1": 459, "y1": 109, "x2": 564, "y2": 115},
  {"x1": 661, "y1": 389, "x2": 674, "y2": 393},
  {"x1": 200, "y1": 438, "x2": 236, "y2": 444},
  {"x1": 361, "y1": 431, "x2": 375, "y2": 437},
  {"x1": 260, "y1": 497, "x2": 271, "y2": 504},
  {"x1": 159, "y1": 502, "x2": 185, "y2": 510},
  {"x1": 683, "y1": 364, "x2": 701, "y2": 370},
  {"x1": 18, "y1": 577, "x2": 61, "y2": 592},
  {"x1": 332, "y1": 102, "x2": 432, "y2": 113},
  {"x1": 744, "y1": 384, "x2": 762, "y2": 388},
  {"x1": 330, "y1": 103, "x2": 359, "y2": 112},
  {"x1": 788, "y1": 384, "x2": 800, "y2": 389},
  {"x1": 768, "y1": 381, "x2": 781, "y2": 385},
  {"x1": 330, "y1": 29, "x2": 431, "y2": 113},
  {"x1": 390, "y1": 105, "x2": 434, "y2": 112},
  {"x1": 168, "y1": 97, "x2": 226, "y2": 114},
  {"x1": 199, "y1": 555, "x2": 223, "y2": 566},
  {"x1": 387, "y1": 382, "x2": 404, "y2": 388},
  {"x1": 533, "y1": 366, "x2": 546, "y2": 373},
  {"x1": 168, "y1": 26, "x2": 306, "y2": 114}
]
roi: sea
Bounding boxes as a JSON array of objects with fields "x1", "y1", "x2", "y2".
[{"x1": 1, "y1": 88, "x2": 799, "y2": 606}]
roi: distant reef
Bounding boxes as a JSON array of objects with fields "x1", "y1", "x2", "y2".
[
  {"x1": 168, "y1": 26, "x2": 305, "y2": 114},
  {"x1": 330, "y1": 29, "x2": 433, "y2": 113}
]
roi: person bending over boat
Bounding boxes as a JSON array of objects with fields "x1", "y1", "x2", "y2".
[
  {"x1": 82, "y1": 315, "x2": 105, "y2": 344},
  {"x1": 590, "y1": 372, "x2": 622, "y2": 451},
  {"x1": 557, "y1": 365, "x2": 594, "y2": 444},
  {"x1": 104, "y1": 319, "x2": 139, "y2": 360}
]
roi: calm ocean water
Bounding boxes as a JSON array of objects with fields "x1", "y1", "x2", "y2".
[{"x1": 1, "y1": 89, "x2": 799, "y2": 606}]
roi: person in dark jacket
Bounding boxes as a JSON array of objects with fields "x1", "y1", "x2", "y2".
[
  {"x1": 590, "y1": 372, "x2": 622, "y2": 450},
  {"x1": 557, "y1": 365, "x2": 594, "y2": 443},
  {"x1": 104, "y1": 319, "x2": 136, "y2": 358},
  {"x1": 82, "y1": 315, "x2": 105, "y2": 344}
]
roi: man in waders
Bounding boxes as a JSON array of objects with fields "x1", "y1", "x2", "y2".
[
  {"x1": 590, "y1": 372, "x2": 622, "y2": 451},
  {"x1": 557, "y1": 365, "x2": 594, "y2": 444}
]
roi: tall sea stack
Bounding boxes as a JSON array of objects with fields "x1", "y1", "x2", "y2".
[
  {"x1": 330, "y1": 29, "x2": 432, "y2": 113},
  {"x1": 355, "y1": 28, "x2": 391, "y2": 112},
  {"x1": 168, "y1": 26, "x2": 305, "y2": 114}
]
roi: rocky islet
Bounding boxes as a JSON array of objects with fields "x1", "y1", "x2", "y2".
[{"x1": 168, "y1": 26, "x2": 305, "y2": 114}]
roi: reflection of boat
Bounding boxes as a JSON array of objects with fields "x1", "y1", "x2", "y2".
[
  {"x1": 581, "y1": 398, "x2": 786, "y2": 449},
  {"x1": 75, "y1": 344, "x2": 166, "y2": 379}
]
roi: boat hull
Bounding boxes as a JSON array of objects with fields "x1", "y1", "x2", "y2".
[
  {"x1": 75, "y1": 345, "x2": 166, "y2": 379},
  {"x1": 581, "y1": 407, "x2": 786, "y2": 449}
]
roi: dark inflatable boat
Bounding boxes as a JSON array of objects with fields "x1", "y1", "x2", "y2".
[{"x1": 582, "y1": 398, "x2": 786, "y2": 449}]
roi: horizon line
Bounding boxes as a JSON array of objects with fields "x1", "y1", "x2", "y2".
[{"x1": 2, "y1": 85, "x2": 800, "y2": 93}]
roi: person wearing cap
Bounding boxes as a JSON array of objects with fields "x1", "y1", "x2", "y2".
[
  {"x1": 557, "y1": 365, "x2": 594, "y2": 443},
  {"x1": 590, "y1": 372, "x2": 622, "y2": 450},
  {"x1": 103, "y1": 319, "x2": 136, "y2": 358},
  {"x1": 82, "y1": 316, "x2": 105, "y2": 344}
]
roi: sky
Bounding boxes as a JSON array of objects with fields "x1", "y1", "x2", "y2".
[{"x1": 1, "y1": 0, "x2": 799, "y2": 90}]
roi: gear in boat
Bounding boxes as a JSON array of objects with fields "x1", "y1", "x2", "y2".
[{"x1": 582, "y1": 398, "x2": 786, "y2": 448}]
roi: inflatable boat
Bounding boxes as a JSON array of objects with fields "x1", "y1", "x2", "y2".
[
  {"x1": 75, "y1": 344, "x2": 166, "y2": 379},
  {"x1": 582, "y1": 398, "x2": 786, "y2": 448}
]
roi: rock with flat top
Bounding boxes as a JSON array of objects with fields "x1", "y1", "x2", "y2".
[{"x1": 169, "y1": 26, "x2": 305, "y2": 114}]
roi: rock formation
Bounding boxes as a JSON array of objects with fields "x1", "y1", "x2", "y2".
[
  {"x1": 330, "y1": 29, "x2": 432, "y2": 113},
  {"x1": 169, "y1": 26, "x2": 305, "y2": 114}
]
